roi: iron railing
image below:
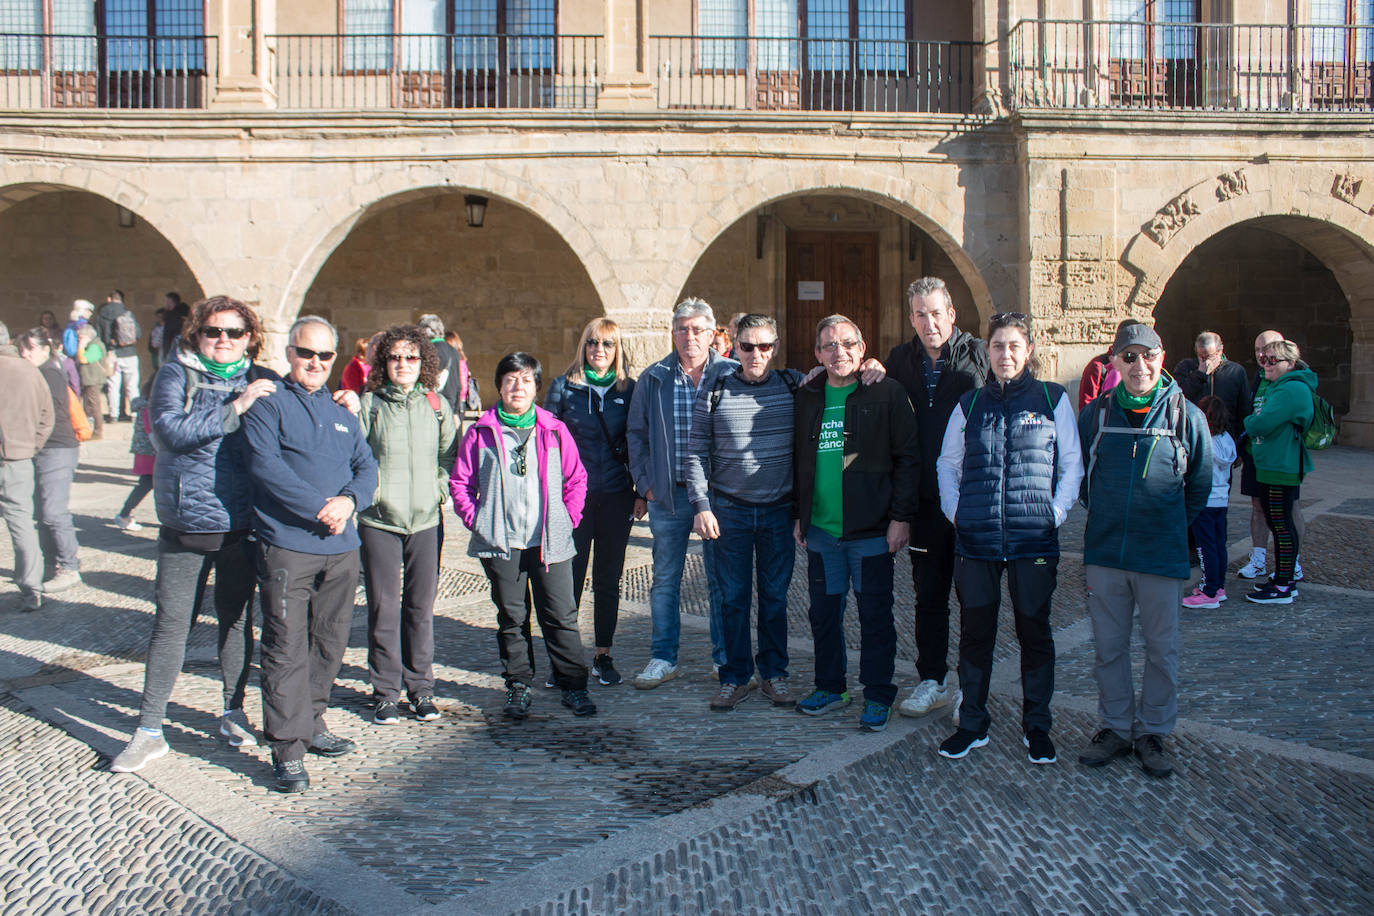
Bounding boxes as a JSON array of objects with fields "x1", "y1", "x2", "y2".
[
  {"x1": 1008, "y1": 20, "x2": 1374, "y2": 111},
  {"x1": 650, "y1": 35, "x2": 978, "y2": 113},
  {"x1": 0, "y1": 33, "x2": 215, "y2": 109},
  {"x1": 270, "y1": 33, "x2": 601, "y2": 110}
]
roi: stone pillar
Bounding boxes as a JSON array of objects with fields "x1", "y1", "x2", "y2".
[
  {"x1": 598, "y1": 0, "x2": 655, "y2": 110},
  {"x1": 207, "y1": 0, "x2": 277, "y2": 109},
  {"x1": 971, "y1": 0, "x2": 1007, "y2": 116},
  {"x1": 1340, "y1": 314, "x2": 1374, "y2": 448}
]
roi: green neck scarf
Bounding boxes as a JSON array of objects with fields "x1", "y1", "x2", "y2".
[
  {"x1": 497, "y1": 405, "x2": 536, "y2": 428},
  {"x1": 197, "y1": 353, "x2": 250, "y2": 380},
  {"x1": 584, "y1": 366, "x2": 615, "y2": 385},
  {"x1": 1114, "y1": 378, "x2": 1162, "y2": 411}
]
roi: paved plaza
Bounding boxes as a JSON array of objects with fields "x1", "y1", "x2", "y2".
[{"x1": 1, "y1": 429, "x2": 1372, "y2": 914}]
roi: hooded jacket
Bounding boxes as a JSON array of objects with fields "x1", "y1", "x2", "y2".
[
  {"x1": 1244, "y1": 366, "x2": 1317, "y2": 487},
  {"x1": 358, "y1": 384, "x2": 458, "y2": 535}
]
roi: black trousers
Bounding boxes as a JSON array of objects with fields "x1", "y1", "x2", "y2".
[
  {"x1": 482, "y1": 548, "x2": 588, "y2": 690},
  {"x1": 953, "y1": 555, "x2": 1058, "y2": 736},
  {"x1": 571, "y1": 487, "x2": 636, "y2": 649},
  {"x1": 910, "y1": 504, "x2": 957, "y2": 684},
  {"x1": 257, "y1": 543, "x2": 358, "y2": 761},
  {"x1": 360, "y1": 524, "x2": 439, "y2": 702}
]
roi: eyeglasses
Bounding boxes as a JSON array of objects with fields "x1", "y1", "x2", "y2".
[
  {"x1": 510, "y1": 441, "x2": 528, "y2": 476},
  {"x1": 1118, "y1": 349, "x2": 1161, "y2": 364},
  {"x1": 737, "y1": 340, "x2": 777, "y2": 353},
  {"x1": 990, "y1": 312, "x2": 1028, "y2": 322},
  {"x1": 202, "y1": 326, "x2": 248, "y2": 340},
  {"x1": 673, "y1": 325, "x2": 713, "y2": 336},
  {"x1": 387, "y1": 353, "x2": 421, "y2": 364},
  {"x1": 586, "y1": 338, "x2": 617, "y2": 349},
  {"x1": 1258, "y1": 356, "x2": 1291, "y2": 367},
  {"x1": 290, "y1": 345, "x2": 336, "y2": 362},
  {"x1": 819, "y1": 338, "x2": 862, "y2": 353}
]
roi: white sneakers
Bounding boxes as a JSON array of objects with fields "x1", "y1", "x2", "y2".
[
  {"x1": 633, "y1": 658, "x2": 680, "y2": 689},
  {"x1": 898, "y1": 678, "x2": 952, "y2": 718},
  {"x1": 113, "y1": 514, "x2": 143, "y2": 531},
  {"x1": 1238, "y1": 548, "x2": 1267, "y2": 579},
  {"x1": 219, "y1": 709, "x2": 258, "y2": 747}
]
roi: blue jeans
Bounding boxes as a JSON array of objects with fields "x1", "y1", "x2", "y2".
[
  {"x1": 805, "y1": 526, "x2": 897, "y2": 706},
  {"x1": 712, "y1": 494, "x2": 793, "y2": 684},
  {"x1": 648, "y1": 485, "x2": 723, "y2": 666}
]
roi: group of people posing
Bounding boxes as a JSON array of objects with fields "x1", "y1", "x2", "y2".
[{"x1": 1, "y1": 277, "x2": 1321, "y2": 794}]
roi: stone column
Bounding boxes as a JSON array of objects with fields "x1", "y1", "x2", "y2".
[
  {"x1": 598, "y1": 0, "x2": 655, "y2": 110},
  {"x1": 1341, "y1": 314, "x2": 1374, "y2": 448},
  {"x1": 207, "y1": 0, "x2": 277, "y2": 109}
]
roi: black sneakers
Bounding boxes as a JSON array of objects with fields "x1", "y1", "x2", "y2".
[
  {"x1": 373, "y1": 701, "x2": 400, "y2": 725},
  {"x1": 1246, "y1": 583, "x2": 1296, "y2": 604},
  {"x1": 272, "y1": 755, "x2": 309, "y2": 793},
  {"x1": 504, "y1": 683, "x2": 532, "y2": 720},
  {"x1": 1134, "y1": 734, "x2": 1174, "y2": 778},
  {"x1": 938, "y1": 728, "x2": 990, "y2": 759},
  {"x1": 561, "y1": 689, "x2": 598, "y2": 717},
  {"x1": 1024, "y1": 728, "x2": 1057, "y2": 765},
  {"x1": 592, "y1": 654, "x2": 622, "y2": 686},
  {"x1": 411, "y1": 696, "x2": 440, "y2": 721},
  {"x1": 1078, "y1": 729, "x2": 1132, "y2": 767},
  {"x1": 308, "y1": 731, "x2": 357, "y2": 757}
]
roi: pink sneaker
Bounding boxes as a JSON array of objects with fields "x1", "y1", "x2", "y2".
[{"x1": 1182, "y1": 591, "x2": 1221, "y2": 609}]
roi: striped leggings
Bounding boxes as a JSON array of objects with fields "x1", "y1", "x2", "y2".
[{"x1": 1260, "y1": 483, "x2": 1300, "y2": 587}]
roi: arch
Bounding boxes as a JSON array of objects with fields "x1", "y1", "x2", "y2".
[
  {"x1": 275, "y1": 165, "x2": 615, "y2": 333},
  {"x1": 667, "y1": 162, "x2": 1006, "y2": 323}
]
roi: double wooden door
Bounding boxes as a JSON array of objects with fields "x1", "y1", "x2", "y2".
[{"x1": 785, "y1": 231, "x2": 878, "y2": 372}]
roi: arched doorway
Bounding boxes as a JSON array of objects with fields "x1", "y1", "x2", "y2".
[{"x1": 301, "y1": 190, "x2": 605, "y2": 392}]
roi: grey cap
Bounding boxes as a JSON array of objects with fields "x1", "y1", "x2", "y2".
[{"x1": 1114, "y1": 322, "x2": 1162, "y2": 353}]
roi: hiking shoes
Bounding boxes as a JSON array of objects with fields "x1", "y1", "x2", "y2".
[
  {"x1": 272, "y1": 755, "x2": 309, "y2": 793},
  {"x1": 1078, "y1": 728, "x2": 1132, "y2": 767},
  {"x1": 709, "y1": 682, "x2": 751, "y2": 712},
  {"x1": 797, "y1": 689, "x2": 851, "y2": 716},
  {"x1": 561, "y1": 689, "x2": 598, "y2": 717},
  {"x1": 760, "y1": 677, "x2": 797, "y2": 708},
  {"x1": 503, "y1": 683, "x2": 532, "y2": 720},
  {"x1": 858, "y1": 701, "x2": 891, "y2": 732},
  {"x1": 1134, "y1": 734, "x2": 1174, "y2": 778},
  {"x1": 308, "y1": 731, "x2": 357, "y2": 757}
]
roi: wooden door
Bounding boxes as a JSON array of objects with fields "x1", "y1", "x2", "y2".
[{"x1": 785, "y1": 231, "x2": 879, "y2": 373}]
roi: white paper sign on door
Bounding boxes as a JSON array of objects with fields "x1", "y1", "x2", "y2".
[{"x1": 797, "y1": 281, "x2": 824, "y2": 301}]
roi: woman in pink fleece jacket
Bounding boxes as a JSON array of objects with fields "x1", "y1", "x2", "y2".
[{"x1": 450, "y1": 352, "x2": 593, "y2": 722}]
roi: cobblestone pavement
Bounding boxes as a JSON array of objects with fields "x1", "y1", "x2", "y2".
[{"x1": 1, "y1": 430, "x2": 1371, "y2": 914}]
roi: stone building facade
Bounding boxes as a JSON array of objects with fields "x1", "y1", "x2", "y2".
[{"x1": 0, "y1": 1, "x2": 1368, "y2": 443}]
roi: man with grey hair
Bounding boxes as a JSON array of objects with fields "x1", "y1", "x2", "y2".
[
  {"x1": 418, "y1": 313, "x2": 464, "y2": 413},
  {"x1": 1173, "y1": 330, "x2": 1251, "y2": 441},
  {"x1": 242, "y1": 315, "x2": 379, "y2": 792},
  {"x1": 628, "y1": 297, "x2": 736, "y2": 688},
  {"x1": 0, "y1": 320, "x2": 55, "y2": 612}
]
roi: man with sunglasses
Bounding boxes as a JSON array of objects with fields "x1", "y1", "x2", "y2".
[
  {"x1": 1077, "y1": 322, "x2": 1210, "y2": 779},
  {"x1": 241, "y1": 315, "x2": 379, "y2": 792}
]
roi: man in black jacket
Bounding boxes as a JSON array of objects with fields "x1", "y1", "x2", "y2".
[
  {"x1": 1172, "y1": 330, "x2": 1252, "y2": 441},
  {"x1": 885, "y1": 277, "x2": 989, "y2": 720},
  {"x1": 95, "y1": 289, "x2": 140, "y2": 422}
]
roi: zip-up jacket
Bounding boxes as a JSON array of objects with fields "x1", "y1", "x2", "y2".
[
  {"x1": 544, "y1": 373, "x2": 636, "y2": 496},
  {"x1": 358, "y1": 384, "x2": 458, "y2": 535},
  {"x1": 1078, "y1": 380, "x2": 1212, "y2": 579},
  {"x1": 0, "y1": 353, "x2": 54, "y2": 460},
  {"x1": 1173, "y1": 355, "x2": 1252, "y2": 440},
  {"x1": 936, "y1": 371, "x2": 1083, "y2": 560},
  {"x1": 450, "y1": 406, "x2": 587, "y2": 564},
  {"x1": 793, "y1": 375, "x2": 919, "y2": 540},
  {"x1": 1244, "y1": 366, "x2": 1317, "y2": 487},
  {"x1": 242, "y1": 377, "x2": 379, "y2": 554}
]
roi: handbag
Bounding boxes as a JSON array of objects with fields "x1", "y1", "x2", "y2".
[{"x1": 67, "y1": 386, "x2": 93, "y2": 442}]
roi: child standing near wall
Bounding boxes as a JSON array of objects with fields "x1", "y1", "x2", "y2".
[{"x1": 1184, "y1": 395, "x2": 1236, "y2": 609}]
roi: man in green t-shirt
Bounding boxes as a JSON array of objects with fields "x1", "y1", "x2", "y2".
[{"x1": 792, "y1": 315, "x2": 919, "y2": 733}]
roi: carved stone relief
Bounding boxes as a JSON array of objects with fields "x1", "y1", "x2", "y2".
[
  {"x1": 1215, "y1": 169, "x2": 1249, "y2": 201},
  {"x1": 1143, "y1": 193, "x2": 1202, "y2": 247}
]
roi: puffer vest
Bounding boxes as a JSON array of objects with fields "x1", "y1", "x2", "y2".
[{"x1": 954, "y1": 371, "x2": 1063, "y2": 560}]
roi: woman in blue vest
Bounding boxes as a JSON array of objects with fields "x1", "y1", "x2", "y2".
[{"x1": 933, "y1": 313, "x2": 1084, "y2": 765}]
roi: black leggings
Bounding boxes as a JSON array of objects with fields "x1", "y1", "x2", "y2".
[
  {"x1": 120, "y1": 474, "x2": 153, "y2": 517},
  {"x1": 571, "y1": 488, "x2": 636, "y2": 649},
  {"x1": 1260, "y1": 483, "x2": 1300, "y2": 587}
]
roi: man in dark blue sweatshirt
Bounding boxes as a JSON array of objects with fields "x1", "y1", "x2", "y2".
[{"x1": 242, "y1": 316, "x2": 378, "y2": 793}]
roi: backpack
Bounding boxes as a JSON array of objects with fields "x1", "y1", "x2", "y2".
[
  {"x1": 368, "y1": 390, "x2": 446, "y2": 437},
  {"x1": 1303, "y1": 392, "x2": 1336, "y2": 450},
  {"x1": 112, "y1": 311, "x2": 140, "y2": 347},
  {"x1": 1082, "y1": 388, "x2": 1191, "y2": 510},
  {"x1": 707, "y1": 368, "x2": 799, "y2": 412}
]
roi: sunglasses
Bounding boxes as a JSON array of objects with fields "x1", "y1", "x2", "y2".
[
  {"x1": 387, "y1": 353, "x2": 421, "y2": 364},
  {"x1": 510, "y1": 441, "x2": 528, "y2": 476},
  {"x1": 819, "y1": 338, "x2": 862, "y2": 353},
  {"x1": 990, "y1": 312, "x2": 1028, "y2": 322},
  {"x1": 1258, "y1": 356, "x2": 1291, "y2": 367},
  {"x1": 1118, "y1": 349, "x2": 1161, "y2": 364},
  {"x1": 586, "y1": 338, "x2": 617, "y2": 349},
  {"x1": 290, "y1": 345, "x2": 336, "y2": 362},
  {"x1": 737, "y1": 340, "x2": 777, "y2": 353},
  {"x1": 202, "y1": 326, "x2": 248, "y2": 340}
]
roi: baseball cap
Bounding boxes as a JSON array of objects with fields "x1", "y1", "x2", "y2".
[{"x1": 1114, "y1": 322, "x2": 1162, "y2": 353}]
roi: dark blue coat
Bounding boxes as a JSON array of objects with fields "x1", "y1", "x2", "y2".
[
  {"x1": 953, "y1": 372, "x2": 1063, "y2": 560},
  {"x1": 544, "y1": 374, "x2": 636, "y2": 495},
  {"x1": 150, "y1": 355, "x2": 279, "y2": 534}
]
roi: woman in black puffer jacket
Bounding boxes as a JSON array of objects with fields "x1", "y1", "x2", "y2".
[
  {"x1": 111, "y1": 296, "x2": 280, "y2": 774},
  {"x1": 543, "y1": 318, "x2": 643, "y2": 687}
]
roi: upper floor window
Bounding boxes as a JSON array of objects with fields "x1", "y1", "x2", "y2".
[
  {"x1": 0, "y1": 0, "x2": 201, "y2": 73},
  {"x1": 1107, "y1": 0, "x2": 1197, "y2": 60},
  {"x1": 1312, "y1": 0, "x2": 1373, "y2": 62},
  {"x1": 342, "y1": 0, "x2": 556, "y2": 72},
  {"x1": 695, "y1": 1, "x2": 907, "y2": 73}
]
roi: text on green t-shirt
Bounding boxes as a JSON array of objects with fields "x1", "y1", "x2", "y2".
[{"x1": 811, "y1": 381, "x2": 856, "y2": 537}]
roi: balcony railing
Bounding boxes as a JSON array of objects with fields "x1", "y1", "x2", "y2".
[
  {"x1": 270, "y1": 33, "x2": 601, "y2": 110},
  {"x1": 0, "y1": 33, "x2": 215, "y2": 109},
  {"x1": 1008, "y1": 20, "x2": 1374, "y2": 111},
  {"x1": 650, "y1": 35, "x2": 978, "y2": 113}
]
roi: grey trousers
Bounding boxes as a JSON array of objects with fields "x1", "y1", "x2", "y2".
[
  {"x1": 0, "y1": 458, "x2": 41, "y2": 598},
  {"x1": 1086, "y1": 564, "x2": 1182, "y2": 739},
  {"x1": 34, "y1": 446, "x2": 80, "y2": 574}
]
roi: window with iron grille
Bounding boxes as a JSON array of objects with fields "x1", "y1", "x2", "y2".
[
  {"x1": 1312, "y1": 0, "x2": 1373, "y2": 62},
  {"x1": 805, "y1": 0, "x2": 907, "y2": 73},
  {"x1": 1107, "y1": 0, "x2": 1197, "y2": 61},
  {"x1": 0, "y1": 0, "x2": 198, "y2": 72},
  {"x1": 343, "y1": 1, "x2": 555, "y2": 72}
]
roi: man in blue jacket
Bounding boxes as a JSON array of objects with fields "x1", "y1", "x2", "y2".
[
  {"x1": 1076, "y1": 322, "x2": 1211, "y2": 779},
  {"x1": 242, "y1": 316, "x2": 379, "y2": 793}
]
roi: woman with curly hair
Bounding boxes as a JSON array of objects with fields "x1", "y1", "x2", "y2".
[
  {"x1": 111, "y1": 296, "x2": 279, "y2": 773},
  {"x1": 358, "y1": 324, "x2": 458, "y2": 724}
]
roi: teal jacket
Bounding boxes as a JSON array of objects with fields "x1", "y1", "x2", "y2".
[
  {"x1": 1244, "y1": 367, "x2": 1316, "y2": 487},
  {"x1": 358, "y1": 385, "x2": 458, "y2": 535},
  {"x1": 1078, "y1": 380, "x2": 1212, "y2": 579}
]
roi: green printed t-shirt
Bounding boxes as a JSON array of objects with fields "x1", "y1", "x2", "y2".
[{"x1": 811, "y1": 381, "x2": 856, "y2": 537}]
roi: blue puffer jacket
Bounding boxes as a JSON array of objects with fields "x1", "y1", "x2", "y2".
[
  {"x1": 544, "y1": 374, "x2": 636, "y2": 495},
  {"x1": 953, "y1": 372, "x2": 1063, "y2": 560},
  {"x1": 151, "y1": 349, "x2": 279, "y2": 534}
]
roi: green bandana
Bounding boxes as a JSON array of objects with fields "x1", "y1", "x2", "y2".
[
  {"x1": 584, "y1": 366, "x2": 615, "y2": 385},
  {"x1": 1114, "y1": 378, "x2": 1162, "y2": 411},
  {"x1": 497, "y1": 405, "x2": 536, "y2": 428},
  {"x1": 197, "y1": 353, "x2": 250, "y2": 380}
]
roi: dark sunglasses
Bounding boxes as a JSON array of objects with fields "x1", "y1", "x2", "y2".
[
  {"x1": 202, "y1": 326, "x2": 248, "y2": 340},
  {"x1": 511, "y1": 441, "x2": 528, "y2": 476},
  {"x1": 990, "y1": 312, "x2": 1028, "y2": 322},
  {"x1": 387, "y1": 353, "x2": 422, "y2": 364},
  {"x1": 1258, "y1": 355, "x2": 1291, "y2": 367},
  {"x1": 1118, "y1": 349, "x2": 1161, "y2": 364},
  {"x1": 290, "y1": 345, "x2": 336, "y2": 362},
  {"x1": 737, "y1": 340, "x2": 777, "y2": 353},
  {"x1": 586, "y1": 338, "x2": 617, "y2": 349}
]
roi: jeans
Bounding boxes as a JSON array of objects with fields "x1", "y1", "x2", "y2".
[
  {"x1": 360, "y1": 524, "x2": 439, "y2": 702},
  {"x1": 804, "y1": 526, "x2": 897, "y2": 706},
  {"x1": 712, "y1": 494, "x2": 793, "y2": 684},
  {"x1": 481, "y1": 547, "x2": 588, "y2": 690},
  {"x1": 138, "y1": 529, "x2": 256, "y2": 730},
  {"x1": 257, "y1": 543, "x2": 358, "y2": 762},
  {"x1": 1190, "y1": 507, "x2": 1228, "y2": 597},
  {"x1": 105, "y1": 354, "x2": 140, "y2": 419},
  {"x1": 34, "y1": 446, "x2": 80, "y2": 575},
  {"x1": 909, "y1": 503, "x2": 956, "y2": 684},
  {"x1": 0, "y1": 458, "x2": 41, "y2": 598},
  {"x1": 571, "y1": 487, "x2": 635, "y2": 649},
  {"x1": 647, "y1": 484, "x2": 724, "y2": 666},
  {"x1": 1086, "y1": 564, "x2": 1181, "y2": 738}
]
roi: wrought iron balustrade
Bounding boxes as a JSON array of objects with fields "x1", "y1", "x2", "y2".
[{"x1": 0, "y1": 33, "x2": 215, "y2": 109}]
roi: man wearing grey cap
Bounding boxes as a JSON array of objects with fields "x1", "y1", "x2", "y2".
[{"x1": 1075, "y1": 322, "x2": 1211, "y2": 779}]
